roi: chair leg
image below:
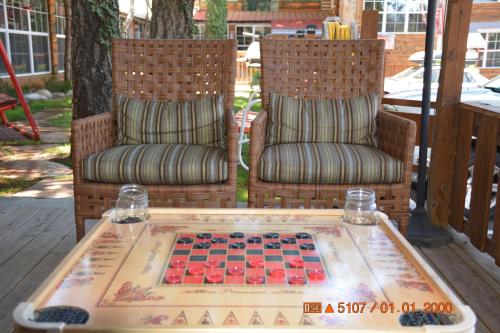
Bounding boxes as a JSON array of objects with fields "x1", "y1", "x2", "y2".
[{"x1": 75, "y1": 216, "x2": 86, "y2": 242}]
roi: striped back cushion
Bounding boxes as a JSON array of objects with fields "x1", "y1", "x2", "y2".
[
  {"x1": 116, "y1": 95, "x2": 227, "y2": 149},
  {"x1": 266, "y1": 93, "x2": 379, "y2": 147}
]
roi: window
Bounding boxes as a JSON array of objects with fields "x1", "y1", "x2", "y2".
[
  {"x1": 55, "y1": 0, "x2": 65, "y2": 71},
  {"x1": 0, "y1": 32, "x2": 6, "y2": 75},
  {"x1": 235, "y1": 25, "x2": 271, "y2": 50},
  {"x1": 0, "y1": 0, "x2": 51, "y2": 76},
  {"x1": 9, "y1": 33, "x2": 30, "y2": 74},
  {"x1": 364, "y1": 0, "x2": 427, "y2": 33},
  {"x1": 194, "y1": 23, "x2": 205, "y2": 39},
  {"x1": 481, "y1": 32, "x2": 500, "y2": 68},
  {"x1": 135, "y1": 21, "x2": 145, "y2": 39}
]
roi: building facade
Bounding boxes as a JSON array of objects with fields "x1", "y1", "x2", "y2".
[
  {"x1": 0, "y1": 0, "x2": 149, "y2": 84},
  {"x1": 195, "y1": 0, "x2": 500, "y2": 79}
]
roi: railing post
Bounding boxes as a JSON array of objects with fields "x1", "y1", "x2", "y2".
[
  {"x1": 469, "y1": 115, "x2": 498, "y2": 251},
  {"x1": 427, "y1": 0, "x2": 473, "y2": 228}
]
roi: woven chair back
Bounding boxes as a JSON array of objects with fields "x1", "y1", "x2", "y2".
[
  {"x1": 259, "y1": 38, "x2": 385, "y2": 111},
  {"x1": 112, "y1": 39, "x2": 236, "y2": 114}
]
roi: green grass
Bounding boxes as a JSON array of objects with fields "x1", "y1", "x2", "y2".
[
  {"x1": 234, "y1": 96, "x2": 261, "y2": 112},
  {"x1": 4, "y1": 97, "x2": 72, "y2": 122},
  {"x1": 0, "y1": 177, "x2": 42, "y2": 196},
  {"x1": 47, "y1": 111, "x2": 72, "y2": 130},
  {"x1": 45, "y1": 144, "x2": 72, "y2": 168},
  {"x1": 237, "y1": 144, "x2": 250, "y2": 202}
]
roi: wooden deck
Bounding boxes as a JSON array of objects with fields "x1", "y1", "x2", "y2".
[{"x1": 0, "y1": 198, "x2": 498, "y2": 332}]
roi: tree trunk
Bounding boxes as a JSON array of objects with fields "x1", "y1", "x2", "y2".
[
  {"x1": 150, "y1": 0, "x2": 194, "y2": 39},
  {"x1": 63, "y1": 0, "x2": 71, "y2": 82},
  {"x1": 71, "y1": 0, "x2": 119, "y2": 119}
]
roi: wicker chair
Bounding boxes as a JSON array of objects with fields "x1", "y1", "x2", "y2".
[
  {"x1": 72, "y1": 39, "x2": 238, "y2": 240},
  {"x1": 248, "y1": 38, "x2": 416, "y2": 234}
]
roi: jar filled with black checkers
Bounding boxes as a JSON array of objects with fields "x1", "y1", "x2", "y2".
[{"x1": 342, "y1": 188, "x2": 379, "y2": 225}]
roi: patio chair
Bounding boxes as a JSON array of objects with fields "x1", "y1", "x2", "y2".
[
  {"x1": 248, "y1": 38, "x2": 416, "y2": 234},
  {"x1": 72, "y1": 39, "x2": 238, "y2": 240}
]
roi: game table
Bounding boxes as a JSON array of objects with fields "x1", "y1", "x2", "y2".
[{"x1": 13, "y1": 208, "x2": 475, "y2": 332}]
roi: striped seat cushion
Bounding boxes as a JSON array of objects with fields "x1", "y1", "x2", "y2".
[
  {"x1": 84, "y1": 144, "x2": 227, "y2": 185},
  {"x1": 258, "y1": 143, "x2": 403, "y2": 184},
  {"x1": 116, "y1": 95, "x2": 227, "y2": 148},
  {"x1": 266, "y1": 93, "x2": 379, "y2": 147}
]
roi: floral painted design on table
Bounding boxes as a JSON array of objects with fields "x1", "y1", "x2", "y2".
[
  {"x1": 306, "y1": 226, "x2": 342, "y2": 237},
  {"x1": 397, "y1": 279, "x2": 433, "y2": 292},
  {"x1": 58, "y1": 277, "x2": 94, "y2": 289},
  {"x1": 140, "y1": 314, "x2": 169, "y2": 325},
  {"x1": 150, "y1": 225, "x2": 185, "y2": 236},
  {"x1": 113, "y1": 281, "x2": 164, "y2": 302}
]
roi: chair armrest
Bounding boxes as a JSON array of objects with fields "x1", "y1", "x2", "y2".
[
  {"x1": 71, "y1": 112, "x2": 117, "y2": 183},
  {"x1": 248, "y1": 110, "x2": 268, "y2": 183},
  {"x1": 226, "y1": 111, "x2": 239, "y2": 184},
  {"x1": 376, "y1": 111, "x2": 416, "y2": 183}
]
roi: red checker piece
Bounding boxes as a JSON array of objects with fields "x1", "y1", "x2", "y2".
[
  {"x1": 307, "y1": 269, "x2": 326, "y2": 281},
  {"x1": 170, "y1": 259, "x2": 186, "y2": 269},
  {"x1": 247, "y1": 275, "x2": 265, "y2": 284},
  {"x1": 206, "y1": 272, "x2": 224, "y2": 284},
  {"x1": 227, "y1": 266, "x2": 245, "y2": 276},
  {"x1": 288, "y1": 258, "x2": 304, "y2": 268},
  {"x1": 165, "y1": 273, "x2": 182, "y2": 284},
  {"x1": 187, "y1": 266, "x2": 205, "y2": 276},
  {"x1": 288, "y1": 275, "x2": 307, "y2": 285},
  {"x1": 248, "y1": 259, "x2": 264, "y2": 268},
  {"x1": 269, "y1": 268, "x2": 285, "y2": 277}
]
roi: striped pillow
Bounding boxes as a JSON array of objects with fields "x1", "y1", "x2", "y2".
[
  {"x1": 266, "y1": 93, "x2": 379, "y2": 147},
  {"x1": 116, "y1": 95, "x2": 227, "y2": 149}
]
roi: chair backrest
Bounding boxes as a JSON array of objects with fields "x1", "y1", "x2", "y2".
[
  {"x1": 112, "y1": 39, "x2": 236, "y2": 113},
  {"x1": 259, "y1": 38, "x2": 385, "y2": 111}
]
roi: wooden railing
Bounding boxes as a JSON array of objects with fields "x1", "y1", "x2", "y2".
[
  {"x1": 383, "y1": 98, "x2": 500, "y2": 266},
  {"x1": 449, "y1": 102, "x2": 500, "y2": 265},
  {"x1": 236, "y1": 50, "x2": 259, "y2": 83}
]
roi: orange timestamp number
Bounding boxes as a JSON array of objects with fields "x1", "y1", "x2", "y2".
[{"x1": 303, "y1": 302, "x2": 453, "y2": 314}]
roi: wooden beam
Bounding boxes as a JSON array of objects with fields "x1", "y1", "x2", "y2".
[
  {"x1": 361, "y1": 10, "x2": 378, "y2": 39},
  {"x1": 427, "y1": 0, "x2": 473, "y2": 228}
]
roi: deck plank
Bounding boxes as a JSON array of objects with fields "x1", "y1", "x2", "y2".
[
  {"x1": 0, "y1": 209, "x2": 74, "y2": 300},
  {"x1": 0, "y1": 207, "x2": 42, "y2": 240},
  {"x1": 419, "y1": 245, "x2": 500, "y2": 332},
  {"x1": 415, "y1": 247, "x2": 492, "y2": 333},
  {"x1": 0, "y1": 207, "x2": 66, "y2": 266},
  {"x1": 0, "y1": 225, "x2": 75, "y2": 330}
]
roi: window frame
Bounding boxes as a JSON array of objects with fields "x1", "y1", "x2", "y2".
[
  {"x1": 480, "y1": 30, "x2": 500, "y2": 69},
  {"x1": 234, "y1": 23, "x2": 271, "y2": 50},
  {"x1": 364, "y1": 0, "x2": 428, "y2": 34},
  {"x1": 0, "y1": 0, "x2": 51, "y2": 77}
]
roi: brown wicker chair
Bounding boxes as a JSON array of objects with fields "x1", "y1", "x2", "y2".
[
  {"x1": 248, "y1": 38, "x2": 416, "y2": 234},
  {"x1": 72, "y1": 39, "x2": 238, "y2": 240}
]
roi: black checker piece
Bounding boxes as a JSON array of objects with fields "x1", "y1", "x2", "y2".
[
  {"x1": 230, "y1": 242, "x2": 245, "y2": 249},
  {"x1": 264, "y1": 232, "x2": 280, "y2": 239},
  {"x1": 300, "y1": 243, "x2": 315, "y2": 250},
  {"x1": 265, "y1": 242, "x2": 281, "y2": 249},
  {"x1": 296, "y1": 232, "x2": 312, "y2": 239},
  {"x1": 35, "y1": 306, "x2": 89, "y2": 325},
  {"x1": 193, "y1": 242, "x2": 211, "y2": 249},
  {"x1": 177, "y1": 237, "x2": 194, "y2": 244},
  {"x1": 281, "y1": 237, "x2": 297, "y2": 244},
  {"x1": 247, "y1": 237, "x2": 262, "y2": 244},
  {"x1": 230, "y1": 232, "x2": 245, "y2": 238},
  {"x1": 196, "y1": 233, "x2": 212, "y2": 239},
  {"x1": 211, "y1": 237, "x2": 228, "y2": 244}
]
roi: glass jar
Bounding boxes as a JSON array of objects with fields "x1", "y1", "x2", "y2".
[
  {"x1": 342, "y1": 187, "x2": 379, "y2": 225},
  {"x1": 112, "y1": 184, "x2": 149, "y2": 224}
]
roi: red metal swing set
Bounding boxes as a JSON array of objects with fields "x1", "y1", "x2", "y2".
[{"x1": 0, "y1": 39, "x2": 40, "y2": 140}]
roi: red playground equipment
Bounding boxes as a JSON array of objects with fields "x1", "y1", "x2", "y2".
[{"x1": 0, "y1": 39, "x2": 40, "y2": 140}]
